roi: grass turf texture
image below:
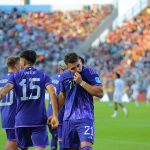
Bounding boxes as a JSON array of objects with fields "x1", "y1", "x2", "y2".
[{"x1": 0, "y1": 101, "x2": 150, "y2": 150}]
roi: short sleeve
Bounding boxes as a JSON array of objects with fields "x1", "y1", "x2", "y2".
[{"x1": 44, "y1": 73, "x2": 52, "y2": 88}]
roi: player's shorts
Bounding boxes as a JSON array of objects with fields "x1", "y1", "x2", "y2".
[
  {"x1": 58, "y1": 107, "x2": 64, "y2": 140},
  {"x1": 48, "y1": 125, "x2": 58, "y2": 140},
  {"x1": 62, "y1": 119, "x2": 95, "y2": 149},
  {"x1": 58, "y1": 124, "x2": 63, "y2": 140},
  {"x1": 113, "y1": 93, "x2": 123, "y2": 103},
  {"x1": 6, "y1": 129, "x2": 16, "y2": 141},
  {"x1": 15, "y1": 126, "x2": 49, "y2": 149}
]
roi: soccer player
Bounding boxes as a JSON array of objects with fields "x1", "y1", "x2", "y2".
[
  {"x1": 0, "y1": 56, "x2": 20, "y2": 150},
  {"x1": 146, "y1": 80, "x2": 150, "y2": 106},
  {"x1": 131, "y1": 80, "x2": 139, "y2": 107},
  {"x1": 58, "y1": 52, "x2": 103, "y2": 150},
  {"x1": 0, "y1": 50, "x2": 58, "y2": 150},
  {"x1": 47, "y1": 60, "x2": 67, "y2": 150},
  {"x1": 112, "y1": 72, "x2": 128, "y2": 118}
]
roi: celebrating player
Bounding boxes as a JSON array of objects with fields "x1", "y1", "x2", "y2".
[{"x1": 58, "y1": 52, "x2": 103, "y2": 150}]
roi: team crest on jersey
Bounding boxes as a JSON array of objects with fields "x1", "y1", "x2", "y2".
[{"x1": 95, "y1": 77, "x2": 100, "y2": 83}]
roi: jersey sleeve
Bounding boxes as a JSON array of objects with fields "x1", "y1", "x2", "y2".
[
  {"x1": 7, "y1": 73, "x2": 15, "y2": 86},
  {"x1": 44, "y1": 73, "x2": 52, "y2": 88},
  {"x1": 86, "y1": 68, "x2": 102, "y2": 86}
]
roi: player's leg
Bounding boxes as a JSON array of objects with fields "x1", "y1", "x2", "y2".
[
  {"x1": 5, "y1": 129, "x2": 17, "y2": 150},
  {"x1": 5, "y1": 141, "x2": 17, "y2": 150},
  {"x1": 112, "y1": 102, "x2": 118, "y2": 118},
  {"x1": 80, "y1": 142, "x2": 92, "y2": 150},
  {"x1": 112, "y1": 93, "x2": 119, "y2": 118},
  {"x1": 119, "y1": 103, "x2": 128, "y2": 117},
  {"x1": 131, "y1": 94, "x2": 139, "y2": 107},
  {"x1": 32, "y1": 126, "x2": 49, "y2": 150},
  {"x1": 48, "y1": 125, "x2": 58, "y2": 150},
  {"x1": 62, "y1": 120, "x2": 80, "y2": 150},
  {"x1": 15, "y1": 127, "x2": 33, "y2": 150}
]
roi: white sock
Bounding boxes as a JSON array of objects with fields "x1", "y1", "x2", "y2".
[
  {"x1": 112, "y1": 110, "x2": 117, "y2": 117},
  {"x1": 122, "y1": 107, "x2": 128, "y2": 116}
]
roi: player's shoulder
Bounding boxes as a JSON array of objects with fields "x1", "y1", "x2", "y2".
[{"x1": 82, "y1": 66, "x2": 98, "y2": 75}]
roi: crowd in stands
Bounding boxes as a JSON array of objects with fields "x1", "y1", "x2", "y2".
[
  {"x1": 86, "y1": 7, "x2": 150, "y2": 99},
  {"x1": 0, "y1": 5, "x2": 150, "y2": 100},
  {"x1": 0, "y1": 4, "x2": 111, "y2": 76}
]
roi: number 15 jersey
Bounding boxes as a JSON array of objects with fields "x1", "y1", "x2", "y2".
[{"x1": 8, "y1": 67, "x2": 52, "y2": 127}]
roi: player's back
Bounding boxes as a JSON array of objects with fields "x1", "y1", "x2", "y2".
[
  {"x1": 9, "y1": 67, "x2": 52, "y2": 127},
  {"x1": 0, "y1": 72, "x2": 16, "y2": 129}
]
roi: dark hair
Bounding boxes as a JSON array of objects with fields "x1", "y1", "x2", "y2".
[
  {"x1": 79, "y1": 56, "x2": 85, "y2": 65},
  {"x1": 6, "y1": 56, "x2": 20, "y2": 67},
  {"x1": 64, "y1": 52, "x2": 79, "y2": 65},
  {"x1": 116, "y1": 72, "x2": 121, "y2": 78},
  {"x1": 20, "y1": 50, "x2": 37, "y2": 64}
]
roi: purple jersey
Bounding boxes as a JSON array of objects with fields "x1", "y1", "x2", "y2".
[
  {"x1": 47, "y1": 74, "x2": 61, "y2": 117},
  {"x1": 59, "y1": 66, "x2": 102, "y2": 121},
  {"x1": 0, "y1": 72, "x2": 16, "y2": 129},
  {"x1": 47, "y1": 74, "x2": 64, "y2": 124},
  {"x1": 8, "y1": 67, "x2": 52, "y2": 127}
]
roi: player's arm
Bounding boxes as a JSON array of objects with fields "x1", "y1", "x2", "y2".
[
  {"x1": 74, "y1": 72, "x2": 103, "y2": 98},
  {"x1": 46, "y1": 84, "x2": 58, "y2": 117},
  {"x1": 80, "y1": 82, "x2": 103, "y2": 98},
  {"x1": 0, "y1": 83, "x2": 14, "y2": 100},
  {"x1": 58, "y1": 91, "x2": 65, "y2": 111},
  {"x1": 46, "y1": 84, "x2": 58, "y2": 128}
]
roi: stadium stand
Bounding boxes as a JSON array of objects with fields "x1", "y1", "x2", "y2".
[
  {"x1": 0, "y1": 5, "x2": 112, "y2": 76},
  {"x1": 86, "y1": 7, "x2": 150, "y2": 100}
]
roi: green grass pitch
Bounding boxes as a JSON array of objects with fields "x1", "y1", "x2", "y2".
[{"x1": 0, "y1": 101, "x2": 150, "y2": 150}]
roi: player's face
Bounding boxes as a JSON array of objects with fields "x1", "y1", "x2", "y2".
[
  {"x1": 67, "y1": 59, "x2": 82, "y2": 74},
  {"x1": 20, "y1": 58, "x2": 26, "y2": 69},
  {"x1": 15, "y1": 61, "x2": 21, "y2": 71}
]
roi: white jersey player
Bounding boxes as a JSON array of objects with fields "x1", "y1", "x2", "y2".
[{"x1": 112, "y1": 72, "x2": 128, "y2": 118}]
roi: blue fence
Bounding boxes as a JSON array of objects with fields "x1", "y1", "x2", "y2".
[{"x1": 0, "y1": 5, "x2": 52, "y2": 12}]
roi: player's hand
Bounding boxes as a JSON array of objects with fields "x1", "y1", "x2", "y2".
[
  {"x1": 74, "y1": 72, "x2": 82, "y2": 84},
  {"x1": 51, "y1": 116, "x2": 59, "y2": 129},
  {"x1": 47, "y1": 116, "x2": 52, "y2": 125}
]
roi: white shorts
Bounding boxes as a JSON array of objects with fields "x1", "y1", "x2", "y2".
[{"x1": 113, "y1": 93, "x2": 123, "y2": 103}]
